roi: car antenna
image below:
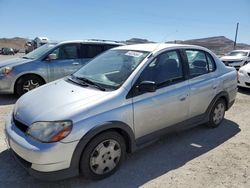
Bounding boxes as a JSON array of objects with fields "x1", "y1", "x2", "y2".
[{"x1": 151, "y1": 30, "x2": 179, "y2": 54}]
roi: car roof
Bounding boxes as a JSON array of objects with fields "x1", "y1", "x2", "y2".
[
  {"x1": 114, "y1": 43, "x2": 207, "y2": 53},
  {"x1": 58, "y1": 39, "x2": 124, "y2": 46},
  {"x1": 230, "y1": 50, "x2": 250, "y2": 52}
]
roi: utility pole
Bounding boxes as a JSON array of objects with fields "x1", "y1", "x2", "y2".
[{"x1": 234, "y1": 22, "x2": 239, "y2": 49}]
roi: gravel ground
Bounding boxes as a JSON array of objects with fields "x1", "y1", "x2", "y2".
[
  {"x1": 0, "y1": 53, "x2": 23, "y2": 60},
  {"x1": 0, "y1": 55, "x2": 249, "y2": 188}
]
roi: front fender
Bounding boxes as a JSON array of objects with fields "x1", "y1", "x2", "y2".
[{"x1": 68, "y1": 121, "x2": 136, "y2": 175}]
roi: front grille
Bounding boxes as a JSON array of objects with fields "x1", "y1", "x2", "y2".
[
  {"x1": 235, "y1": 66, "x2": 240, "y2": 70},
  {"x1": 13, "y1": 116, "x2": 28, "y2": 133},
  {"x1": 222, "y1": 61, "x2": 229, "y2": 65},
  {"x1": 245, "y1": 82, "x2": 250, "y2": 86},
  {"x1": 223, "y1": 61, "x2": 241, "y2": 64}
]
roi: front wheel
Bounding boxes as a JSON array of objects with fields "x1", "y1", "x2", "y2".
[
  {"x1": 16, "y1": 75, "x2": 45, "y2": 96},
  {"x1": 80, "y1": 131, "x2": 126, "y2": 180},
  {"x1": 207, "y1": 98, "x2": 226, "y2": 128}
]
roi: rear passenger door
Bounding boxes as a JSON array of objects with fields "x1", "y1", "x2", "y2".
[{"x1": 184, "y1": 49, "x2": 217, "y2": 118}]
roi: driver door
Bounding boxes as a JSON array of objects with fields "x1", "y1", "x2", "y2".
[{"x1": 47, "y1": 43, "x2": 82, "y2": 81}]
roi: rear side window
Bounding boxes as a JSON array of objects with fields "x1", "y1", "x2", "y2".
[
  {"x1": 185, "y1": 50, "x2": 216, "y2": 78},
  {"x1": 207, "y1": 53, "x2": 216, "y2": 72},
  {"x1": 82, "y1": 44, "x2": 104, "y2": 58}
]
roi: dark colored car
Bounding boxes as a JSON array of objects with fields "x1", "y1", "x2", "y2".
[{"x1": 2, "y1": 48, "x2": 15, "y2": 55}]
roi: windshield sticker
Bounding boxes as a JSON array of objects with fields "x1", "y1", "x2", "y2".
[{"x1": 125, "y1": 51, "x2": 143, "y2": 57}]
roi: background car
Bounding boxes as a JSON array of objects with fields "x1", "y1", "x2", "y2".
[
  {"x1": 238, "y1": 63, "x2": 250, "y2": 88},
  {"x1": 220, "y1": 50, "x2": 250, "y2": 70},
  {"x1": 2, "y1": 47, "x2": 15, "y2": 55},
  {"x1": 0, "y1": 40, "x2": 124, "y2": 96},
  {"x1": 13, "y1": 48, "x2": 19, "y2": 53},
  {"x1": 5, "y1": 43, "x2": 238, "y2": 181}
]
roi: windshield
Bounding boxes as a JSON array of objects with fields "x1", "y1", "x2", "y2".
[
  {"x1": 228, "y1": 51, "x2": 248, "y2": 57},
  {"x1": 23, "y1": 43, "x2": 56, "y2": 59},
  {"x1": 73, "y1": 49, "x2": 149, "y2": 90}
]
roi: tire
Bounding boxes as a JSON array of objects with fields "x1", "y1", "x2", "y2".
[
  {"x1": 16, "y1": 75, "x2": 45, "y2": 96},
  {"x1": 80, "y1": 131, "x2": 126, "y2": 180},
  {"x1": 207, "y1": 98, "x2": 226, "y2": 128}
]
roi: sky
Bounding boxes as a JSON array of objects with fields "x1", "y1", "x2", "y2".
[{"x1": 0, "y1": 0, "x2": 250, "y2": 43}]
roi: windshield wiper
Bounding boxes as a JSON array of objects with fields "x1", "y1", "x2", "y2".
[
  {"x1": 22, "y1": 56, "x2": 34, "y2": 59},
  {"x1": 67, "y1": 76, "x2": 89, "y2": 87},
  {"x1": 74, "y1": 76, "x2": 106, "y2": 91}
]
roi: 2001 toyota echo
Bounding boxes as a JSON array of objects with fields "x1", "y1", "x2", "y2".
[{"x1": 5, "y1": 43, "x2": 237, "y2": 180}]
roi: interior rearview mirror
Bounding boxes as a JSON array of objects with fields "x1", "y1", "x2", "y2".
[
  {"x1": 47, "y1": 53, "x2": 57, "y2": 61},
  {"x1": 138, "y1": 81, "x2": 156, "y2": 92}
]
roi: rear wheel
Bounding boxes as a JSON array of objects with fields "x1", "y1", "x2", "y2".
[
  {"x1": 207, "y1": 98, "x2": 226, "y2": 128},
  {"x1": 16, "y1": 75, "x2": 45, "y2": 96},
  {"x1": 80, "y1": 131, "x2": 126, "y2": 180}
]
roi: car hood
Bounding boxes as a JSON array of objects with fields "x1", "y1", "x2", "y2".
[
  {"x1": 14, "y1": 79, "x2": 112, "y2": 126},
  {"x1": 220, "y1": 56, "x2": 247, "y2": 61},
  {"x1": 0, "y1": 57, "x2": 32, "y2": 67}
]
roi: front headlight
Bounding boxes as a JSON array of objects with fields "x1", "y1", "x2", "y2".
[
  {"x1": 239, "y1": 69, "x2": 244, "y2": 74},
  {"x1": 0, "y1": 66, "x2": 12, "y2": 75},
  {"x1": 27, "y1": 121, "x2": 72, "y2": 143}
]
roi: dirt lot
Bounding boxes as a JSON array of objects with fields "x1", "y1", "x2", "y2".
[
  {"x1": 0, "y1": 55, "x2": 249, "y2": 188},
  {"x1": 0, "y1": 53, "x2": 23, "y2": 60}
]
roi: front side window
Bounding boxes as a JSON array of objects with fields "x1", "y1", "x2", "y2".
[
  {"x1": 73, "y1": 50, "x2": 149, "y2": 90},
  {"x1": 50, "y1": 44, "x2": 79, "y2": 60},
  {"x1": 139, "y1": 50, "x2": 184, "y2": 87},
  {"x1": 23, "y1": 43, "x2": 56, "y2": 59},
  {"x1": 185, "y1": 50, "x2": 216, "y2": 78}
]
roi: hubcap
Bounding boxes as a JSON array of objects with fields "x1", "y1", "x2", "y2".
[
  {"x1": 90, "y1": 139, "x2": 121, "y2": 175},
  {"x1": 23, "y1": 80, "x2": 40, "y2": 92},
  {"x1": 213, "y1": 102, "x2": 225, "y2": 125}
]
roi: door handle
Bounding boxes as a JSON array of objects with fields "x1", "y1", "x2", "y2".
[
  {"x1": 179, "y1": 94, "x2": 188, "y2": 101},
  {"x1": 72, "y1": 62, "x2": 79, "y2": 65},
  {"x1": 212, "y1": 84, "x2": 218, "y2": 89}
]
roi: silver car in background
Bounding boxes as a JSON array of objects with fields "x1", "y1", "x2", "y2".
[
  {"x1": 0, "y1": 40, "x2": 123, "y2": 96},
  {"x1": 5, "y1": 43, "x2": 237, "y2": 181},
  {"x1": 220, "y1": 50, "x2": 250, "y2": 70}
]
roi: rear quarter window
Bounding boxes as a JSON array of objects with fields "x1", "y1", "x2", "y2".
[{"x1": 185, "y1": 49, "x2": 216, "y2": 78}]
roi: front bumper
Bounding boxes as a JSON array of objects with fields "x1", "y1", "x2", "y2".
[
  {"x1": 238, "y1": 72, "x2": 250, "y2": 88},
  {"x1": 0, "y1": 75, "x2": 15, "y2": 94},
  {"x1": 4, "y1": 115, "x2": 80, "y2": 180}
]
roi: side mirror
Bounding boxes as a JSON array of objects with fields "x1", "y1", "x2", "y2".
[
  {"x1": 47, "y1": 53, "x2": 57, "y2": 61},
  {"x1": 137, "y1": 81, "x2": 156, "y2": 92}
]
